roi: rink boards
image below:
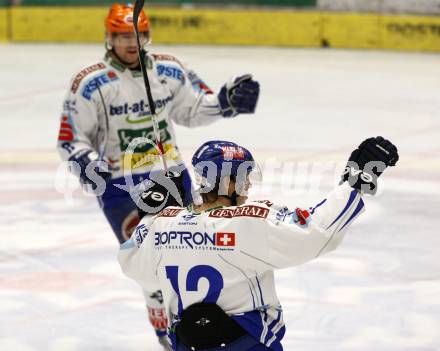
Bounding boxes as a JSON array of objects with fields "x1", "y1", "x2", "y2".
[
  {"x1": 1, "y1": 7, "x2": 440, "y2": 51},
  {"x1": 0, "y1": 8, "x2": 7, "y2": 42}
]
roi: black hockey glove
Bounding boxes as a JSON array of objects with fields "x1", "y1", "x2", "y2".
[
  {"x1": 342, "y1": 136, "x2": 399, "y2": 195},
  {"x1": 136, "y1": 171, "x2": 185, "y2": 219},
  {"x1": 68, "y1": 149, "x2": 112, "y2": 192},
  {"x1": 218, "y1": 74, "x2": 260, "y2": 118}
]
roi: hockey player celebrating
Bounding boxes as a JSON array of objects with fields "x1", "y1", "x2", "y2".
[
  {"x1": 56, "y1": 3, "x2": 259, "y2": 348},
  {"x1": 118, "y1": 137, "x2": 398, "y2": 350}
]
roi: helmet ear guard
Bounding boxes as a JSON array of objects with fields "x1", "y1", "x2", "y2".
[{"x1": 105, "y1": 33, "x2": 113, "y2": 51}]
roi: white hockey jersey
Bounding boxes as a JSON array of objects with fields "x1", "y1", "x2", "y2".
[
  {"x1": 118, "y1": 183, "x2": 365, "y2": 350},
  {"x1": 57, "y1": 52, "x2": 222, "y2": 179}
]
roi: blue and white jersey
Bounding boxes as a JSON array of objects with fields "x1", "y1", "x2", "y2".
[{"x1": 118, "y1": 182, "x2": 364, "y2": 350}]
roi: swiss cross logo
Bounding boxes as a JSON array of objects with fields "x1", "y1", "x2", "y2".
[
  {"x1": 216, "y1": 232, "x2": 235, "y2": 247},
  {"x1": 221, "y1": 146, "x2": 245, "y2": 160}
]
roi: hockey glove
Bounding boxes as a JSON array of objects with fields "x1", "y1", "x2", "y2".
[
  {"x1": 218, "y1": 74, "x2": 260, "y2": 118},
  {"x1": 137, "y1": 171, "x2": 185, "y2": 218},
  {"x1": 342, "y1": 136, "x2": 399, "y2": 195},
  {"x1": 68, "y1": 149, "x2": 112, "y2": 190}
]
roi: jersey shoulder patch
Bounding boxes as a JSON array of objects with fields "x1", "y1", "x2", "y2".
[
  {"x1": 157, "y1": 207, "x2": 185, "y2": 218},
  {"x1": 134, "y1": 223, "x2": 149, "y2": 248},
  {"x1": 80, "y1": 69, "x2": 119, "y2": 100},
  {"x1": 153, "y1": 54, "x2": 186, "y2": 84},
  {"x1": 208, "y1": 204, "x2": 269, "y2": 219},
  {"x1": 70, "y1": 62, "x2": 107, "y2": 94},
  {"x1": 152, "y1": 53, "x2": 184, "y2": 68},
  {"x1": 269, "y1": 204, "x2": 311, "y2": 229}
]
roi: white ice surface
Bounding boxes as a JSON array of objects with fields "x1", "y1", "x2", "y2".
[{"x1": 0, "y1": 43, "x2": 439, "y2": 351}]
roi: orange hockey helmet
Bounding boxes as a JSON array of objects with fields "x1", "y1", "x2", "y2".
[{"x1": 105, "y1": 3, "x2": 150, "y2": 34}]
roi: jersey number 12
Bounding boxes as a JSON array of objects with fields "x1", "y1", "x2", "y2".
[{"x1": 165, "y1": 265, "x2": 224, "y2": 315}]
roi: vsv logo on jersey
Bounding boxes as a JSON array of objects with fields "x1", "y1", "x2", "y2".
[
  {"x1": 81, "y1": 71, "x2": 118, "y2": 100},
  {"x1": 134, "y1": 224, "x2": 149, "y2": 248},
  {"x1": 275, "y1": 206, "x2": 290, "y2": 221},
  {"x1": 155, "y1": 231, "x2": 236, "y2": 250}
]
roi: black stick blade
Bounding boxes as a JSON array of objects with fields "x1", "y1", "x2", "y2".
[{"x1": 133, "y1": 0, "x2": 145, "y2": 33}]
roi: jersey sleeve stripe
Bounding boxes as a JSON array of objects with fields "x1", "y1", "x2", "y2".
[
  {"x1": 255, "y1": 275, "x2": 265, "y2": 306},
  {"x1": 316, "y1": 191, "x2": 362, "y2": 257},
  {"x1": 264, "y1": 310, "x2": 283, "y2": 345},
  {"x1": 338, "y1": 198, "x2": 365, "y2": 233},
  {"x1": 310, "y1": 198, "x2": 327, "y2": 215},
  {"x1": 326, "y1": 189, "x2": 358, "y2": 230},
  {"x1": 267, "y1": 310, "x2": 281, "y2": 332},
  {"x1": 259, "y1": 310, "x2": 269, "y2": 343},
  {"x1": 267, "y1": 324, "x2": 286, "y2": 348},
  {"x1": 249, "y1": 283, "x2": 256, "y2": 309}
]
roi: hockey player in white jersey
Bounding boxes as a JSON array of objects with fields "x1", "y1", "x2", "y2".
[
  {"x1": 56, "y1": 4, "x2": 259, "y2": 348},
  {"x1": 119, "y1": 137, "x2": 399, "y2": 350},
  {"x1": 57, "y1": 3, "x2": 259, "y2": 242}
]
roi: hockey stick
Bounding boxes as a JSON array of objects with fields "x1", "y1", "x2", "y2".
[
  {"x1": 133, "y1": 0, "x2": 169, "y2": 173},
  {"x1": 96, "y1": 82, "x2": 110, "y2": 161}
]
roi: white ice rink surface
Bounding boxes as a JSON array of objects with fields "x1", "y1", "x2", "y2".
[{"x1": 0, "y1": 43, "x2": 439, "y2": 351}]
